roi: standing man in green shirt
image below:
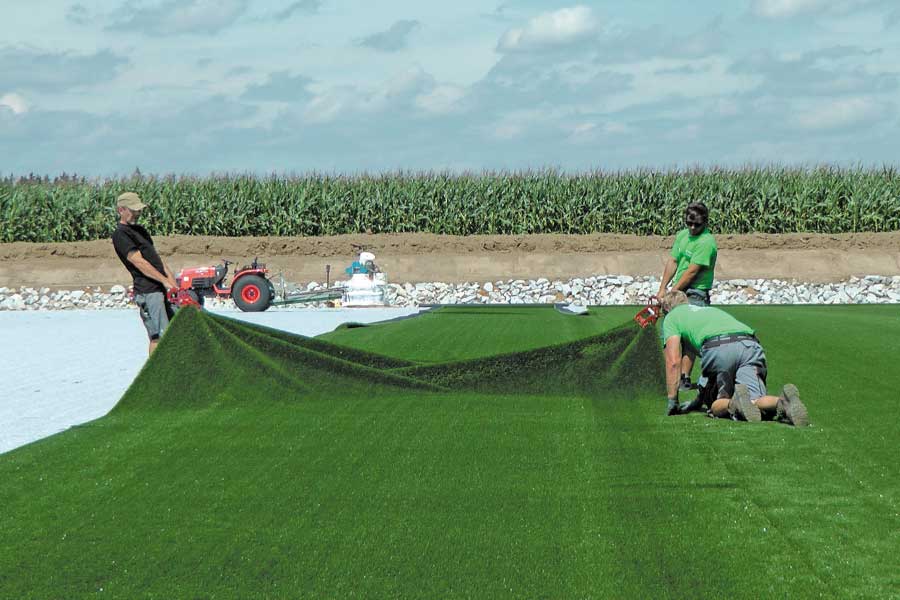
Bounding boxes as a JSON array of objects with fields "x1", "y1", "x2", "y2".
[
  {"x1": 658, "y1": 290, "x2": 809, "y2": 426},
  {"x1": 656, "y1": 202, "x2": 717, "y2": 391}
]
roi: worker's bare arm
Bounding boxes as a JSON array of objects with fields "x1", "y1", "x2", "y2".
[
  {"x1": 656, "y1": 256, "x2": 677, "y2": 298},
  {"x1": 128, "y1": 250, "x2": 178, "y2": 289},
  {"x1": 664, "y1": 336, "x2": 682, "y2": 400},
  {"x1": 671, "y1": 263, "x2": 702, "y2": 291}
]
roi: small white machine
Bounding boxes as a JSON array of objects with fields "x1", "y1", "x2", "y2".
[{"x1": 342, "y1": 251, "x2": 388, "y2": 307}]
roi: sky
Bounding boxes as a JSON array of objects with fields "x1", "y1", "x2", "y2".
[{"x1": 1, "y1": 0, "x2": 899, "y2": 176}]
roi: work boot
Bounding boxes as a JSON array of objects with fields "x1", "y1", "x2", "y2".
[
  {"x1": 667, "y1": 398, "x2": 680, "y2": 416},
  {"x1": 728, "y1": 384, "x2": 761, "y2": 422},
  {"x1": 776, "y1": 384, "x2": 809, "y2": 427},
  {"x1": 679, "y1": 395, "x2": 704, "y2": 414},
  {"x1": 679, "y1": 374, "x2": 696, "y2": 391}
]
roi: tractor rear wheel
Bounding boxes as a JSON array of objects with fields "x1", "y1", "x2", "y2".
[{"x1": 232, "y1": 275, "x2": 272, "y2": 312}]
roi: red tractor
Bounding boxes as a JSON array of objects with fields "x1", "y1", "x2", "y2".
[{"x1": 175, "y1": 258, "x2": 275, "y2": 312}]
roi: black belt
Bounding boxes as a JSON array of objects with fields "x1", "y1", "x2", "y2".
[{"x1": 702, "y1": 333, "x2": 757, "y2": 350}]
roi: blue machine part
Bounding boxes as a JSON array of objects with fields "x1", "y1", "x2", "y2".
[{"x1": 345, "y1": 261, "x2": 369, "y2": 275}]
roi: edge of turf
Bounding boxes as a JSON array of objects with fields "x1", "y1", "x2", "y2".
[
  {"x1": 210, "y1": 312, "x2": 416, "y2": 369},
  {"x1": 110, "y1": 308, "x2": 445, "y2": 413},
  {"x1": 392, "y1": 321, "x2": 647, "y2": 394}
]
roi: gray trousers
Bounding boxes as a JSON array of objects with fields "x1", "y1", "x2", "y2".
[
  {"x1": 686, "y1": 288, "x2": 711, "y2": 306},
  {"x1": 134, "y1": 291, "x2": 175, "y2": 340},
  {"x1": 698, "y1": 339, "x2": 768, "y2": 401}
]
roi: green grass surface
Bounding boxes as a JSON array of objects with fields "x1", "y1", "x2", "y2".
[{"x1": 1, "y1": 305, "x2": 897, "y2": 598}]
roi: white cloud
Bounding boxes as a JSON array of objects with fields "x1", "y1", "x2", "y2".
[
  {"x1": 663, "y1": 123, "x2": 701, "y2": 142},
  {"x1": 751, "y1": 0, "x2": 825, "y2": 19},
  {"x1": 491, "y1": 122, "x2": 524, "y2": 140},
  {"x1": 566, "y1": 120, "x2": 629, "y2": 144},
  {"x1": 382, "y1": 66, "x2": 432, "y2": 99},
  {"x1": 498, "y1": 6, "x2": 598, "y2": 52},
  {"x1": 111, "y1": 0, "x2": 249, "y2": 36},
  {"x1": 0, "y1": 93, "x2": 28, "y2": 115},
  {"x1": 485, "y1": 108, "x2": 567, "y2": 141},
  {"x1": 358, "y1": 20, "x2": 420, "y2": 53},
  {"x1": 750, "y1": 0, "x2": 888, "y2": 19},
  {"x1": 795, "y1": 96, "x2": 885, "y2": 129},
  {"x1": 414, "y1": 84, "x2": 466, "y2": 115},
  {"x1": 303, "y1": 89, "x2": 349, "y2": 123},
  {"x1": 300, "y1": 67, "x2": 450, "y2": 122},
  {"x1": 711, "y1": 98, "x2": 741, "y2": 117},
  {"x1": 0, "y1": 48, "x2": 128, "y2": 93}
]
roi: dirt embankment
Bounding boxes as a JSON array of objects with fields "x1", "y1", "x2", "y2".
[{"x1": 1, "y1": 232, "x2": 899, "y2": 290}]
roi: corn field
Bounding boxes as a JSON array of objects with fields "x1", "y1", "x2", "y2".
[{"x1": 1, "y1": 167, "x2": 899, "y2": 243}]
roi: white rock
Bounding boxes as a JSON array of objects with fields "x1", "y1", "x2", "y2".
[
  {"x1": 110, "y1": 285, "x2": 126, "y2": 295},
  {"x1": 2, "y1": 294, "x2": 24, "y2": 309},
  {"x1": 483, "y1": 281, "x2": 494, "y2": 293}
]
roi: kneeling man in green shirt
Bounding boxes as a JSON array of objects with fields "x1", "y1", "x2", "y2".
[{"x1": 658, "y1": 290, "x2": 809, "y2": 426}]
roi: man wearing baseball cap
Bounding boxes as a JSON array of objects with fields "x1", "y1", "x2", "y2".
[{"x1": 111, "y1": 192, "x2": 178, "y2": 354}]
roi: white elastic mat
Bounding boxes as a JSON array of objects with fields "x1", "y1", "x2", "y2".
[{"x1": 0, "y1": 307, "x2": 419, "y2": 454}]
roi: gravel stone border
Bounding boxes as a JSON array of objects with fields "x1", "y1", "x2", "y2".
[{"x1": 2, "y1": 275, "x2": 899, "y2": 311}]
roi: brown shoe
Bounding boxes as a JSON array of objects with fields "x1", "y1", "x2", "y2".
[
  {"x1": 729, "y1": 384, "x2": 761, "y2": 422},
  {"x1": 776, "y1": 384, "x2": 809, "y2": 427}
]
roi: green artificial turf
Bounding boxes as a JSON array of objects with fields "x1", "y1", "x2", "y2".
[
  {"x1": 0, "y1": 304, "x2": 897, "y2": 598},
  {"x1": 319, "y1": 304, "x2": 640, "y2": 363}
]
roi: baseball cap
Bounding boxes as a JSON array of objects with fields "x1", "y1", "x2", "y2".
[{"x1": 116, "y1": 192, "x2": 147, "y2": 211}]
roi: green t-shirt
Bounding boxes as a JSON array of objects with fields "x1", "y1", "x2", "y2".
[
  {"x1": 660, "y1": 304, "x2": 754, "y2": 353},
  {"x1": 671, "y1": 227, "x2": 717, "y2": 291}
]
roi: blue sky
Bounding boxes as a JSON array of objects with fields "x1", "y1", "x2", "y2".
[{"x1": 1, "y1": 0, "x2": 899, "y2": 176}]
